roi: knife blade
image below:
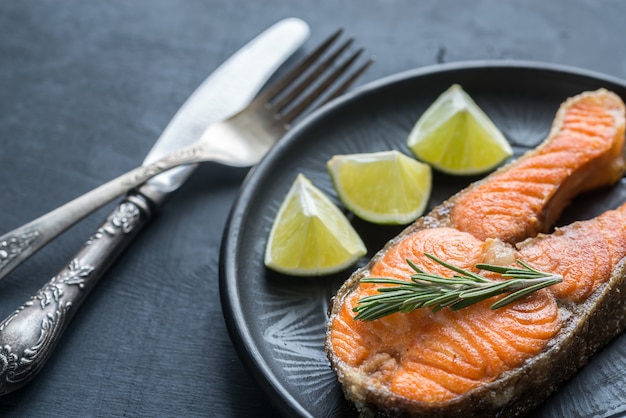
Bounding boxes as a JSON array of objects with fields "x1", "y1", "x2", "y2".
[{"x1": 0, "y1": 18, "x2": 309, "y2": 395}]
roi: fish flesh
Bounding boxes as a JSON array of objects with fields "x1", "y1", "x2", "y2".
[
  {"x1": 450, "y1": 89, "x2": 626, "y2": 244},
  {"x1": 325, "y1": 89, "x2": 626, "y2": 417}
]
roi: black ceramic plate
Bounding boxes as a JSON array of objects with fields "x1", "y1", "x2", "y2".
[{"x1": 220, "y1": 61, "x2": 626, "y2": 418}]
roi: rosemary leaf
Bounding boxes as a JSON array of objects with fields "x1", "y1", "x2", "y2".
[
  {"x1": 491, "y1": 276, "x2": 562, "y2": 309},
  {"x1": 353, "y1": 253, "x2": 563, "y2": 320}
]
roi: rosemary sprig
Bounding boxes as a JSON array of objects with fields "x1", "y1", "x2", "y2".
[{"x1": 352, "y1": 253, "x2": 562, "y2": 321}]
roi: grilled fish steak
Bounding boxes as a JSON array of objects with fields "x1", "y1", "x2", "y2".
[{"x1": 325, "y1": 89, "x2": 626, "y2": 417}]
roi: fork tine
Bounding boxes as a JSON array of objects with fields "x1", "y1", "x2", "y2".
[
  {"x1": 319, "y1": 56, "x2": 374, "y2": 105},
  {"x1": 271, "y1": 37, "x2": 354, "y2": 111},
  {"x1": 258, "y1": 28, "x2": 343, "y2": 102},
  {"x1": 279, "y1": 48, "x2": 371, "y2": 125}
]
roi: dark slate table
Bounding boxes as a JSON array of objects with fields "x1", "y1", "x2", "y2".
[{"x1": 1, "y1": 1, "x2": 625, "y2": 417}]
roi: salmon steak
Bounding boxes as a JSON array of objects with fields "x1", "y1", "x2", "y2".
[{"x1": 325, "y1": 89, "x2": 626, "y2": 417}]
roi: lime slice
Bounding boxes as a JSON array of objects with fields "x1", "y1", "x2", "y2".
[
  {"x1": 407, "y1": 84, "x2": 513, "y2": 175},
  {"x1": 264, "y1": 174, "x2": 366, "y2": 276},
  {"x1": 327, "y1": 150, "x2": 432, "y2": 225}
]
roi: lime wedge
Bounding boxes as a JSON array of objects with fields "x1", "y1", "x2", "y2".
[
  {"x1": 407, "y1": 84, "x2": 513, "y2": 175},
  {"x1": 327, "y1": 150, "x2": 432, "y2": 225},
  {"x1": 264, "y1": 174, "x2": 366, "y2": 276}
]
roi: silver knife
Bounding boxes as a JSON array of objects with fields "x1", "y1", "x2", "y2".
[{"x1": 0, "y1": 18, "x2": 309, "y2": 395}]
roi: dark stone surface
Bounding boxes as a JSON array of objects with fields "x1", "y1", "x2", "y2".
[{"x1": 0, "y1": 1, "x2": 625, "y2": 416}]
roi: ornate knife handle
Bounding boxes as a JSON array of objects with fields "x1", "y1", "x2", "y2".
[{"x1": 0, "y1": 192, "x2": 154, "y2": 395}]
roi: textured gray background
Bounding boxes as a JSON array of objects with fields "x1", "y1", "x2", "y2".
[{"x1": 1, "y1": 1, "x2": 625, "y2": 417}]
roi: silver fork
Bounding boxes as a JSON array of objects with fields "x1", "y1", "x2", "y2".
[{"x1": 0, "y1": 29, "x2": 373, "y2": 282}]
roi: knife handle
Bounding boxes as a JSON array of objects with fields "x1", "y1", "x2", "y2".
[{"x1": 0, "y1": 191, "x2": 154, "y2": 395}]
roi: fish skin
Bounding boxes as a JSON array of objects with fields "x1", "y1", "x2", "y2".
[{"x1": 325, "y1": 89, "x2": 626, "y2": 417}]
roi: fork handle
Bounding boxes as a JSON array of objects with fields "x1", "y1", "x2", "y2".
[
  {"x1": 0, "y1": 191, "x2": 154, "y2": 395},
  {"x1": 0, "y1": 142, "x2": 204, "y2": 282}
]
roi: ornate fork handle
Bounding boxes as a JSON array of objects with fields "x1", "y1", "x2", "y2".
[
  {"x1": 0, "y1": 106, "x2": 281, "y2": 283},
  {"x1": 0, "y1": 139, "x2": 209, "y2": 283},
  {"x1": 0, "y1": 192, "x2": 153, "y2": 394}
]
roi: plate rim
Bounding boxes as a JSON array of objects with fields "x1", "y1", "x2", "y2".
[{"x1": 219, "y1": 59, "x2": 626, "y2": 418}]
